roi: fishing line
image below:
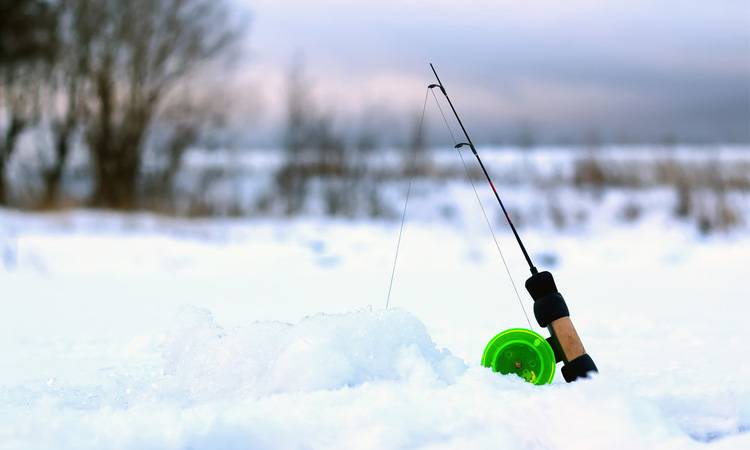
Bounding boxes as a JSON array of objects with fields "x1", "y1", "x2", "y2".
[
  {"x1": 429, "y1": 89, "x2": 533, "y2": 330},
  {"x1": 385, "y1": 87, "x2": 431, "y2": 309},
  {"x1": 430, "y1": 65, "x2": 537, "y2": 275}
]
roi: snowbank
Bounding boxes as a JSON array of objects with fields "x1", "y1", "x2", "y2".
[
  {"x1": 2, "y1": 304, "x2": 748, "y2": 450},
  {"x1": 2, "y1": 204, "x2": 750, "y2": 448},
  {"x1": 159, "y1": 306, "x2": 466, "y2": 401}
]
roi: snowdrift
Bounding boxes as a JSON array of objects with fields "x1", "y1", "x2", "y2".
[
  {"x1": 2, "y1": 207, "x2": 750, "y2": 449},
  {"x1": 1, "y1": 303, "x2": 748, "y2": 449},
  {"x1": 160, "y1": 306, "x2": 466, "y2": 401}
]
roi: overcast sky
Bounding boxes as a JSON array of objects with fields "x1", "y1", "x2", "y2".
[{"x1": 233, "y1": 0, "x2": 749, "y2": 145}]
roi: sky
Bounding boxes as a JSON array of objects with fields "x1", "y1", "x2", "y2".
[{"x1": 231, "y1": 0, "x2": 750, "y2": 145}]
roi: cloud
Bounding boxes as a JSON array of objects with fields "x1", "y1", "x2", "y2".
[{"x1": 234, "y1": 0, "x2": 750, "y2": 143}]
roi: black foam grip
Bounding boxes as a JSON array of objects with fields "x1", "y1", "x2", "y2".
[
  {"x1": 525, "y1": 271, "x2": 558, "y2": 300},
  {"x1": 527, "y1": 271, "x2": 569, "y2": 327},
  {"x1": 533, "y1": 292, "x2": 570, "y2": 327},
  {"x1": 561, "y1": 354, "x2": 598, "y2": 382}
]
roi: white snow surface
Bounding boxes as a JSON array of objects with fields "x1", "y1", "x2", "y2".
[{"x1": 2, "y1": 197, "x2": 750, "y2": 448}]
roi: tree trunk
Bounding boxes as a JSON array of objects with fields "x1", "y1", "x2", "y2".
[
  {"x1": 0, "y1": 115, "x2": 27, "y2": 205},
  {"x1": 0, "y1": 159, "x2": 7, "y2": 206},
  {"x1": 88, "y1": 67, "x2": 142, "y2": 210},
  {"x1": 43, "y1": 118, "x2": 75, "y2": 207},
  {"x1": 91, "y1": 139, "x2": 141, "y2": 210}
]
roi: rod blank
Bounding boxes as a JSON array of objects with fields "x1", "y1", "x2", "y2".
[{"x1": 429, "y1": 63, "x2": 537, "y2": 275}]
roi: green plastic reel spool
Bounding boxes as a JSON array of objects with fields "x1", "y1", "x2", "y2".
[{"x1": 482, "y1": 328, "x2": 556, "y2": 385}]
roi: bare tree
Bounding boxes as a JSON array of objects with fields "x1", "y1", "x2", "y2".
[
  {"x1": 139, "y1": 82, "x2": 235, "y2": 213},
  {"x1": 36, "y1": 0, "x2": 89, "y2": 207},
  {"x1": 66, "y1": 0, "x2": 243, "y2": 209},
  {"x1": 0, "y1": 0, "x2": 56, "y2": 205}
]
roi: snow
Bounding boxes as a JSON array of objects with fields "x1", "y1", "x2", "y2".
[{"x1": 2, "y1": 155, "x2": 750, "y2": 448}]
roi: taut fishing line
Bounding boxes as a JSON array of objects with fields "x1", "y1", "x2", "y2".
[
  {"x1": 429, "y1": 88, "x2": 534, "y2": 330},
  {"x1": 385, "y1": 87, "x2": 431, "y2": 310},
  {"x1": 385, "y1": 82, "x2": 533, "y2": 331}
]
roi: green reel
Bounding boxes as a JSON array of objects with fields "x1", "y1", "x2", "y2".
[{"x1": 482, "y1": 328, "x2": 556, "y2": 385}]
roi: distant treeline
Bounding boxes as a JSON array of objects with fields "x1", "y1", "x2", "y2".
[{"x1": 1, "y1": 1, "x2": 748, "y2": 236}]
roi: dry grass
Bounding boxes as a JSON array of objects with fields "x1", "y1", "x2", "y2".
[
  {"x1": 569, "y1": 149, "x2": 748, "y2": 233},
  {"x1": 4, "y1": 145, "x2": 749, "y2": 234}
]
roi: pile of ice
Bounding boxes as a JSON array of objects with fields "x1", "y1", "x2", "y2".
[{"x1": 159, "y1": 306, "x2": 467, "y2": 402}]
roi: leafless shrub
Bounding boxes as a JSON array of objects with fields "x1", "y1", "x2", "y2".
[
  {"x1": 402, "y1": 110, "x2": 433, "y2": 177},
  {"x1": 539, "y1": 145, "x2": 748, "y2": 233},
  {"x1": 271, "y1": 61, "x2": 392, "y2": 219},
  {"x1": 573, "y1": 156, "x2": 608, "y2": 187},
  {"x1": 619, "y1": 202, "x2": 642, "y2": 223}
]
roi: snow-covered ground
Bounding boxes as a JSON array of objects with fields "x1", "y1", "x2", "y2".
[{"x1": 2, "y1": 160, "x2": 750, "y2": 448}]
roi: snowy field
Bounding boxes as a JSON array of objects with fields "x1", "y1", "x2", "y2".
[{"x1": 2, "y1": 159, "x2": 750, "y2": 448}]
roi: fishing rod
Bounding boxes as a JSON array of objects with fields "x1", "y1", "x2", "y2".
[
  {"x1": 428, "y1": 63, "x2": 537, "y2": 276},
  {"x1": 429, "y1": 64, "x2": 598, "y2": 383}
]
